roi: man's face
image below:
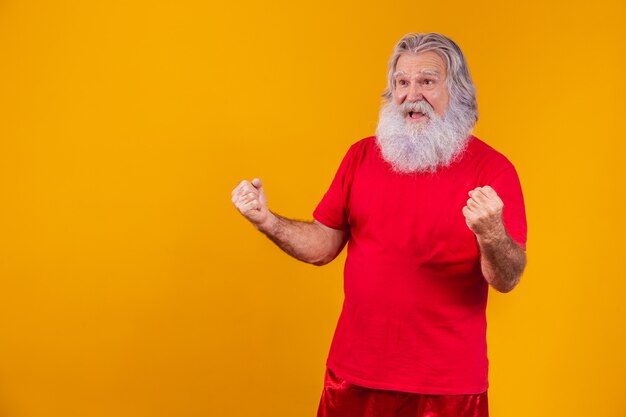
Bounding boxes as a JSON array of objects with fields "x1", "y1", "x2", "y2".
[{"x1": 393, "y1": 51, "x2": 450, "y2": 123}]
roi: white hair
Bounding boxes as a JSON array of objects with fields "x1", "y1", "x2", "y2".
[{"x1": 382, "y1": 33, "x2": 478, "y2": 124}]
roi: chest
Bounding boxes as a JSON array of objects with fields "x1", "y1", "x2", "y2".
[{"x1": 345, "y1": 158, "x2": 480, "y2": 258}]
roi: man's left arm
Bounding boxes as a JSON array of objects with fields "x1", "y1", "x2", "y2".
[{"x1": 462, "y1": 186, "x2": 527, "y2": 293}]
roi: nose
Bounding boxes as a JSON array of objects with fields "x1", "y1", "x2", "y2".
[{"x1": 406, "y1": 83, "x2": 424, "y2": 103}]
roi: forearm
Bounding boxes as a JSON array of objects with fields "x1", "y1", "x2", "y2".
[
  {"x1": 257, "y1": 212, "x2": 345, "y2": 266},
  {"x1": 232, "y1": 178, "x2": 347, "y2": 265},
  {"x1": 477, "y1": 232, "x2": 527, "y2": 293}
]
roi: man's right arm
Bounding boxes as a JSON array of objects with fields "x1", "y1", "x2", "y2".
[{"x1": 231, "y1": 178, "x2": 349, "y2": 266}]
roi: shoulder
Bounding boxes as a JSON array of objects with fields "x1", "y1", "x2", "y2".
[
  {"x1": 348, "y1": 136, "x2": 378, "y2": 154},
  {"x1": 329, "y1": 136, "x2": 384, "y2": 182},
  {"x1": 339, "y1": 136, "x2": 380, "y2": 165},
  {"x1": 464, "y1": 137, "x2": 525, "y2": 199},
  {"x1": 465, "y1": 136, "x2": 518, "y2": 173}
]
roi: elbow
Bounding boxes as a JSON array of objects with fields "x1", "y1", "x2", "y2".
[
  {"x1": 487, "y1": 256, "x2": 527, "y2": 293},
  {"x1": 305, "y1": 224, "x2": 348, "y2": 266},
  {"x1": 310, "y1": 254, "x2": 336, "y2": 266},
  {"x1": 308, "y1": 248, "x2": 341, "y2": 266},
  {"x1": 493, "y1": 281, "x2": 517, "y2": 293},
  {"x1": 491, "y1": 273, "x2": 522, "y2": 293}
]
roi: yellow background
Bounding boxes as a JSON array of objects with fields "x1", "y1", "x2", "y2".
[{"x1": 0, "y1": 0, "x2": 624, "y2": 416}]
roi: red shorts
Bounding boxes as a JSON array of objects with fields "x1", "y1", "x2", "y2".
[{"x1": 317, "y1": 369, "x2": 489, "y2": 417}]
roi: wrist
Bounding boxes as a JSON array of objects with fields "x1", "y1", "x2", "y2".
[
  {"x1": 256, "y1": 211, "x2": 278, "y2": 234},
  {"x1": 476, "y1": 224, "x2": 507, "y2": 246}
]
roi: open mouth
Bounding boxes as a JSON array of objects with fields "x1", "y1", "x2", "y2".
[{"x1": 407, "y1": 111, "x2": 427, "y2": 120}]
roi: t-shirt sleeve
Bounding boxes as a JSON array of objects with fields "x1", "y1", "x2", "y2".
[
  {"x1": 313, "y1": 146, "x2": 355, "y2": 230},
  {"x1": 487, "y1": 158, "x2": 528, "y2": 250}
]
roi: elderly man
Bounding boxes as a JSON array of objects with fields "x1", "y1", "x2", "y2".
[{"x1": 231, "y1": 33, "x2": 527, "y2": 417}]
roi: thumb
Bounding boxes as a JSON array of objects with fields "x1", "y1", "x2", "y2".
[
  {"x1": 251, "y1": 178, "x2": 267, "y2": 206},
  {"x1": 251, "y1": 178, "x2": 263, "y2": 189}
]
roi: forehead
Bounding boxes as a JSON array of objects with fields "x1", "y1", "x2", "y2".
[{"x1": 394, "y1": 51, "x2": 447, "y2": 77}]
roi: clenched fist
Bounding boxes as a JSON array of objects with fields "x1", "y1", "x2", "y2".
[
  {"x1": 462, "y1": 186, "x2": 506, "y2": 242},
  {"x1": 231, "y1": 178, "x2": 270, "y2": 228}
]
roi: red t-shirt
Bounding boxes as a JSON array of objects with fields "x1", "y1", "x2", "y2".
[{"x1": 313, "y1": 136, "x2": 527, "y2": 395}]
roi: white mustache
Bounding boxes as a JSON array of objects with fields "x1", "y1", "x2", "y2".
[{"x1": 399, "y1": 101, "x2": 436, "y2": 118}]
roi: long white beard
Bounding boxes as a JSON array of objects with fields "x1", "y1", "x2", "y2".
[{"x1": 375, "y1": 99, "x2": 475, "y2": 173}]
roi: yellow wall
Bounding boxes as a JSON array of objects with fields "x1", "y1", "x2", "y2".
[{"x1": 0, "y1": 0, "x2": 624, "y2": 416}]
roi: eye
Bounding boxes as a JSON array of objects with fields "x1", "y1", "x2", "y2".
[
  {"x1": 422, "y1": 79, "x2": 434, "y2": 86},
  {"x1": 396, "y1": 79, "x2": 408, "y2": 87}
]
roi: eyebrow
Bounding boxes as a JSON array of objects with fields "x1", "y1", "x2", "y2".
[{"x1": 393, "y1": 70, "x2": 441, "y2": 78}]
